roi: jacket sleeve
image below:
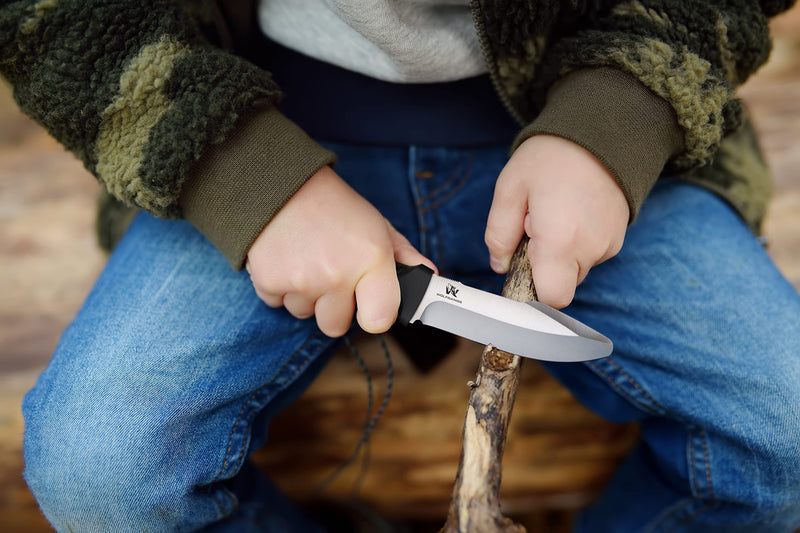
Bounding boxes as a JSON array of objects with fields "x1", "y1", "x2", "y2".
[
  {"x1": 545, "y1": 0, "x2": 793, "y2": 164},
  {"x1": 508, "y1": 0, "x2": 795, "y2": 219},
  {"x1": 0, "y1": 0, "x2": 335, "y2": 268}
]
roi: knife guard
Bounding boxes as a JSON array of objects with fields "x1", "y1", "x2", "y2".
[{"x1": 396, "y1": 263, "x2": 434, "y2": 326}]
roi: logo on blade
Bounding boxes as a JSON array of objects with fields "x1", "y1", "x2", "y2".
[{"x1": 436, "y1": 282, "x2": 463, "y2": 304}]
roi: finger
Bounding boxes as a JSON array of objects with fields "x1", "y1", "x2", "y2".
[
  {"x1": 253, "y1": 285, "x2": 284, "y2": 308},
  {"x1": 354, "y1": 260, "x2": 401, "y2": 334},
  {"x1": 528, "y1": 244, "x2": 580, "y2": 309},
  {"x1": 261, "y1": 293, "x2": 285, "y2": 308},
  {"x1": 576, "y1": 263, "x2": 591, "y2": 286},
  {"x1": 315, "y1": 291, "x2": 356, "y2": 338},
  {"x1": 387, "y1": 222, "x2": 437, "y2": 273},
  {"x1": 250, "y1": 276, "x2": 291, "y2": 307},
  {"x1": 282, "y1": 293, "x2": 316, "y2": 320},
  {"x1": 599, "y1": 234, "x2": 625, "y2": 264},
  {"x1": 485, "y1": 177, "x2": 527, "y2": 273}
]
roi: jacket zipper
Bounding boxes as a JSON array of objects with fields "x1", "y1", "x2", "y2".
[{"x1": 469, "y1": 0, "x2": 526, "y2": 126}]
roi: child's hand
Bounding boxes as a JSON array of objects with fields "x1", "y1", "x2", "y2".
[
  {"x1": 246, "y1": 166, "x2": 436, "y2": 337},
  {"x1": 485, "y1": 135, "x2": 628, "y2": 309}
]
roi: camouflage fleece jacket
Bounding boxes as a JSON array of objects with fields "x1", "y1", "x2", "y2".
[{"x1": 1, "y1": 0, "x2": 794, "y2": 268}]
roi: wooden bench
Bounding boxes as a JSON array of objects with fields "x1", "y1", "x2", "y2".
[{"x1": 252, "y1": 333, "x2": 638, "y2": 526}]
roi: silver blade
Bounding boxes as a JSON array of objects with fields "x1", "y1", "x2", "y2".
[{"x1": 411, "y1": 275, "x2": 612, "y2": 362}]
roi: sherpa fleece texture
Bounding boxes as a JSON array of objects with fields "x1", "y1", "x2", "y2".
[
  {"x1": 475, "y1": 0, "x2": 791, "y2": 165},
  {"x1": 0, "y1": 0, "x2": 333, "y2": 267},
  {"x1": 0, "y1": 0, "x2": 794, "y2": 267},
  {"x1": 472, "y1": 0, "x2": 792, "y2": 227}
]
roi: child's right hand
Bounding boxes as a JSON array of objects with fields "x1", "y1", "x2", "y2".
[{"x1": 245, "y1": 166, "x2": 436, "y2": 338}]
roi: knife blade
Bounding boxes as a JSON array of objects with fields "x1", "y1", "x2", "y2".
[{"x1": 395, "y1": 264, "x2": 612, "y2": 362}]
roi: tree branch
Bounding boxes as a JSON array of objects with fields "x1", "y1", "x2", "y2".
[{"x1": 442, "y1": 238, "x2": 534, "y2": 533}]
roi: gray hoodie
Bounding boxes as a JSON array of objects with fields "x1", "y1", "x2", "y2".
[{"x1": 258, "y1": 0, "x2": 486, "y2": 82}]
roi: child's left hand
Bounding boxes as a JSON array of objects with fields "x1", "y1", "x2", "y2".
[{"x1": 485, "y1": 135, "x2": 629, "y2": 309}]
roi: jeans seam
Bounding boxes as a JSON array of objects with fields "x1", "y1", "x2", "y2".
[
  {"x1": 587, "y1": 357, "x2": 720, "y2": 530},
  {"x1": 415, "y1": 153, "x2": 472, "y2": 267},
  {"x1": 212, "y1": 332, "x2": 322, "y2": 482},
  {"x1": 221, "y1": 486, "x2": 238, "y2": 511},
  {"x1": 429, "y1": 203, "x2": 446, "y2": 270},
  {"x1": 208, "y1": 485, "x2": 238, "y2": 519},
  {"x1": 646, "y1": 499, "x2": 715, "y2": 532},
  {"x1": 644, "y1": 499, "x2": 693, "y2": 533},
  {"x1": 588, "y1": 358, "x2": 719, "y2": 514},
  {"x1": 407, "y1": 146, "x2": 429, "y2": 257},
  {"x1": 418, "y1": 154, "x2": 473, "y2": 214},
  {"x1": 606, "y1": 357, "x2": 666, "y2": 412},
  {"x1": 585, "y1": 357, "x2": 665, "y2": 416},
  {"x1": 206, "y1": 486, "x2": 226, "y2": 516},
  {"x1": 417, "y1": 160, "x2": 464, "y2": 205},
  {"x1": 684, "y1": 502, "x2": 715, "y2": 523},
  {"x1": 686, "y1": 426, "x2": 716, "y2": 501},
  {"x1": 230, "y1": 335, "x2": 325, "y2": 477}
]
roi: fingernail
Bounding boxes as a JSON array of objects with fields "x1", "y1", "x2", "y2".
[
  {"x1": 489, "y1": 256, "x2": 508, "y2": 273},
  {"x1": 360, "y1": 317, "x2": 391, "y2": 335}
]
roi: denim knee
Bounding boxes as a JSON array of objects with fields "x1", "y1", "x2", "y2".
[
  {"x1": 24, "y1": 389, "x2": 198, "y2": 532},
  {"x1": 22, "y1": 353, "x2": 230, "y2": 532},
  {"x1": 732, "y1": 379, "x2": 800, "y2": 521},
  {"x1": 25, "y1": 413, "x2": 138, "y2": 531},
  {"x1": 688, "y1": 350, "x2": 800, "y2": 530},
  {"x1": 24, "y1": 396, "x2": 134, "y2": 530}
]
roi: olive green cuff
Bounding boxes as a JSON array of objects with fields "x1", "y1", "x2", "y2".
[
  {"x1": 514, "y1": 68, "x2": 684, "y2": 222},
  {"x1": 180, "y1": 107, "x2": 337, "y2": 269}
]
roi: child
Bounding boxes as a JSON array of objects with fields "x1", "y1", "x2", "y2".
[{"x1": 3, "y1": 0, "x2": 799, "y2": 531}]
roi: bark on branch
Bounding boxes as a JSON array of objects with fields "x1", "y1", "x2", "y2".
[{"x1": 442, "y1": 238, "x2": 534, "y2": 533}]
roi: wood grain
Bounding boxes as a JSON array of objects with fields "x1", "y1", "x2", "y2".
[{"x1": 442, "y1": 240, "x2": 532, "y2": 533}]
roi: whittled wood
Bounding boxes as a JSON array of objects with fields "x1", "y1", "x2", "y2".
[{"x1": 442, "y1": 238, "x2": 534, "y2": 533}]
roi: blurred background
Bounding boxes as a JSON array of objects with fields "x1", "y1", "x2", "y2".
[{"x1": 1, "y1": 6, "x2": 799, "y2": 531}]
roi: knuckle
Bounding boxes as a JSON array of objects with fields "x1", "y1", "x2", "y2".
[
  {"x1": 251, "y1": 269, "x2": 281, "y2": 295},
  {"x1": 318, "y1": 264, "x2": 346, "y2": 290},
  {"x1": 315, "y1": 294, "x2": 355, "y2": 338},
  {"x1": 546, "y1": 290, "x2": 574, "y2": 310},
  {"x1": 530, "y1": 236, "x2": 571, "y2": 264},
  {"x1": 580, "y1": 244, "x2": 608, "y2": 267},
  {"x1": 484, "y1": 229, "x2": 510, "y2": 253},
  {"x1": 317, "y1": 314, "x2": 350, "y2": 338},
  {"x1": 288, "y1": 270, "x2": 310, "y2": 293},
  {"x1": 609, "y1": 235, "x2": 625, "y2": 256},
  {"x1": 286, "y1": 304, "x2": 313, "y2": 320},
  {"x1": 284, "y1": 293, "x2": 315, "y2": 316},
  {"x1": 363, "y1": 241, "x2": 390, "y2": 266},
  {"x1": 253, "y1": 285, "x2": 272, "y2": 303},
  {"x1": 251, "y1": 283, "x2": 264, "y2": 297},
  {"x1": 262, "y1": 295, "x2": 282, "y2": 308}
]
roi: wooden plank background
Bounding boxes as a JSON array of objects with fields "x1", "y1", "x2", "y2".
[{"x1": 1, "y1": 6, "x2": 799, "y2": 531}]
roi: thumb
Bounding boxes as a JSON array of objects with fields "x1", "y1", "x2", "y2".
[{"x1": 387, "y1": 222, "x2": 437, "y2": 273}]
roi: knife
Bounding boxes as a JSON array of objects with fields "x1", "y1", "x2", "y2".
[{"x1": 395, "y1": 264, "x2": 612, "y2": 362}]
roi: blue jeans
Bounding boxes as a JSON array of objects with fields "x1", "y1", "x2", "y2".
[{"x1": 23, "y1": 143, "x2": 800, "y2": 532}]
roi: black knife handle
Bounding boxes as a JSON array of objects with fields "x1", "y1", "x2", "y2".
[{"x1": 396, "y1": 263, "x2": 434, "y2": 326}]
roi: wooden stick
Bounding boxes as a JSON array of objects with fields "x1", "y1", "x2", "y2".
[{"x1": 442, "y1": 238, "x2": 534, "y2": 533}]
